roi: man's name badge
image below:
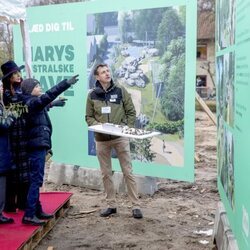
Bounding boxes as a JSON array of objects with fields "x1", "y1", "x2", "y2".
[{"x1": 102, "y1": 106, "x2": 111, "y2": 114}]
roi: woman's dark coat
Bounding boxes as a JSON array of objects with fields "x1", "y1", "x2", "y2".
[{"x1": 0, "y1": 104, "x2": 14, "y2": 174}]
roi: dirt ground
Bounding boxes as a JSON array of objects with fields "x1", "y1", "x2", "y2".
[{"x1": 37, "y1": 111, "x2": 219, "y2": 250}]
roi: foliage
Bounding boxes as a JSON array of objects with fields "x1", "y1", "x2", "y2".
[
  {"x1": 130, "y1": 138, "x2": 156, "y2": 162},
  {"x1": 156, "y1": 8, "x2": 185, "y2": 55},
  {"x1": 118, "y1": 12, "x2": 133, "y2": 43},
  {"x1": 102, "y1": 12, "x2": 118, "y2": 26},
  {"x1": 98, "y1": 34, "x2": 108, "y2": 55},
  {"x1": 195, "y1": 99, "x2": 216, "y2": 112},
  {"x1": 159, "y1": 37, "x2": 185, "y2": 121},
  {"x1": 148, "y1": 119, "x2": 184, "y2": 135},
  {"x1": 132, "y1": 8, "x2": 166, "y2": 41},
  {"x1": 198, "y1": 0, "x2": 215, "y2": 11},
  {"x1": 160, "y1": 37, "x2": 185, "y2": 73},
  {"x1": 162, "y1": 57, "x2": 185, "y2": 121},
  {"x1": 0, "y1": 101, "x2": 28, "y2": 126},
  {"x1": 94, "y1": 13, "x2": 105, "y2": 34},
  {"x1": 179, "y1": 6, "x2": 186, "y2": 25}
]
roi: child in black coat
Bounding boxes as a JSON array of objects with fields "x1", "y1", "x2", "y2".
[{"x1": 20, "y1": 75, "x2": 78, "y2": 226}]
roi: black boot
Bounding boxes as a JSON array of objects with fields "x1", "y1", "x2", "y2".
[
  {"x1": 100, "y1": 208, "x2": 117, "y2": 217},
  {"x1": 22, "y1": 215, "x2": 45, "y2": 226},
  {"x1": 0, "y1": 215, "x2": 14, "y2": 224},
  {"x1": 36, "y1": 211, "x2": 54, "y2": 220},
  {"x1": 35, "y1": 200, "x2": 53, "y2": 219},
  {"x1": 132, "y1": 208, "x2": 143, "y2": 219}
]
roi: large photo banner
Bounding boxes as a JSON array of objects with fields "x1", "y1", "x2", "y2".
[
  {"x1": 13, "y1": 0, "x2": 197, "y2": 181},
  {"x1": 216, "y1": 0, "x2": 250, "y2": 249}
]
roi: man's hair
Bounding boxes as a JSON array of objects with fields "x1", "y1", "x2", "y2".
[{"x1": 94, "y1": 63, "x2": 108, "y2": 76}]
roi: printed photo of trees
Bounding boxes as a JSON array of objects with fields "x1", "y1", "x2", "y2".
[{"x1": 87, "y1": 6, "x2": 186, "y2": 167}]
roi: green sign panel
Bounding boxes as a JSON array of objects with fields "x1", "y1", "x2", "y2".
[
  {"x1": 216, "y1": 0, "x2": 250, "y2": 248},
  {"x1": 13, "y1": 0, "x2": 197, "y2": 181}
]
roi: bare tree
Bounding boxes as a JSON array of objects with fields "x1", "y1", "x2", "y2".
[
  {"x1": 0, "y1": 0, "x2": 88, "y2": 66},
  {"x1": 200, "y1": 61, "x2": 215, "y2": 87},
  {"x1": 198, "y1": 0, "x2": 215, "y2": 11},
  {"x1": 26, "y1": 0, "x2": 86, "y2": 6},
  {"x1": 0, "y1": 24, "x2": 13, "y2": 63}
]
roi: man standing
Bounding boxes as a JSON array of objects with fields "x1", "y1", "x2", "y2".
[{"x1": 85, "y1": 63, "x2": 143, "y2": 219}]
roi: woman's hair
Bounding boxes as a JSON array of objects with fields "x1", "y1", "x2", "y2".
[
  {"x1": 2, "y1": 73, "x2": 23, "y2": 95},
  {"x1": 2, "y1": 75, "x2": 11, "y2": 92}
]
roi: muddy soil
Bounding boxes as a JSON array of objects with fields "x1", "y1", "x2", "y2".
[{"x1": 37, "y1": 111, "x2": 219, "y2": 250}]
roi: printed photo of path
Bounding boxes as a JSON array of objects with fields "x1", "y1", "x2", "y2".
[{"x1": 86, "y1": 6, "x2": 186, "y2": 167}]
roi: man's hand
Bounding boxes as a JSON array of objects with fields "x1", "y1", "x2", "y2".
[{"x1": 67, "y1": 74, "x2": 79, "y2": 85}]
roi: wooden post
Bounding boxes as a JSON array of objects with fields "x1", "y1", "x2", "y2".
[
  {"x1": 195, "y1": 91, "x2": 216, "y2": 125},
  {"x1": 195, "y1": 91, "x2": 216, "y2": 163},
  {"x1": 195, "y1": 153, "x2": 200, "y2": 162}
]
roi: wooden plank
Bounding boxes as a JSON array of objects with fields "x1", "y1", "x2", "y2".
[
  {"x1": 195, "y1": 91, "x2": 216, "y2": 125},
  {"x1": 195, "y1": 153, "x2": 200, "y2": 163},
  {"x1": 195, "y1": 91, "x2": 216, "y2": 163},
  {"x1": 19, "y1": 199, "x2": 71, "y2": 250}
]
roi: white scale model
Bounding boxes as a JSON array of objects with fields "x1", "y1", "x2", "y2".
[{"x1": 88, "y1": 123, "x2": 160, "y2": 139}]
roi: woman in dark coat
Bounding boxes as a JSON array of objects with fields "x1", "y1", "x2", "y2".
[
  {"x1": 1, "y1": 60, "x2": 29, "y2": 212},
  {"x1": 1, "y1": 61, "x2": 68, "y2": 212},
  {"x1": 0, "y1": 94, "x2": 15, "y2": 224}
]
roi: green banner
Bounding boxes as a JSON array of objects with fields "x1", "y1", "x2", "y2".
[
  {"x1": 13, "y1": 0, "x2": 196, "y2": 181},
  {"x1": 216, "y1": 0, "x2": 250, "y2": 248}
]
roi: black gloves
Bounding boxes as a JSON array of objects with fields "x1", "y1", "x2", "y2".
[
  {"x1": 48, "y1": 97, "x2": 68, "y2": 110},
  {"x1": 67, "y1": 74, "x2": 79, "y2": 85},
  {"x1": 51, "y1": 99, "x2": 67, "y2": 107}
]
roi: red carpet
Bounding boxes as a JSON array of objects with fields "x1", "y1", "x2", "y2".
[{"x1": 0, "y1": 192, "x2": 72, "y2": 250}]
